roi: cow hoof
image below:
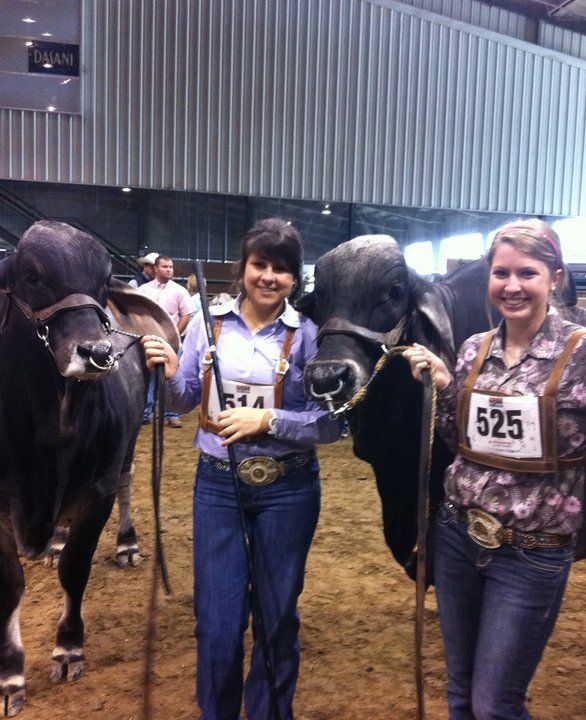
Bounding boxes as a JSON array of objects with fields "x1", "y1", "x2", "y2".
[
  {"x1": 115, "y1": 544, "x2": 141, "y2": 568},
  {"x1": 43, "y1": 527, "x2": 69, "y2": 569},
  {"x1": 50, "y1": 649, "x2": 85, "y2": 683},
  {"x1": 1, "y1": 680, "x2": 25, "y2": 718},
  {"x1": 42, "y1": 548, "x2": 62, "y2": 569}
]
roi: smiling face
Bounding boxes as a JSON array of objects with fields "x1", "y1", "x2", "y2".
[
  {"x1": 243, "y1": 252, "x2": 294, "y2": 315},
  {"x1": 488, "y1": 242, "x2": 559, "y2": 331}
]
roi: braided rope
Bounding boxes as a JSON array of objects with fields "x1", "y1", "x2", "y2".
[{"x1": 341, "y1": 345, "x2": 409, "y2": 412}]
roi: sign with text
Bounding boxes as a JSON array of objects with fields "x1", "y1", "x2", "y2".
[{"x1": 28, "y1": 41, "x2": 79, "y2": 76}]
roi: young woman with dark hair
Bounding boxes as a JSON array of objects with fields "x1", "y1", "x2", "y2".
[{"x1": 141, "y1": 217, "x2": 340, "y2": 720}]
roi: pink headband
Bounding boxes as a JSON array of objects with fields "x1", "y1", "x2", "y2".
[{"x1": 495, "y1": 225, "x2": 562, "y2": 269}]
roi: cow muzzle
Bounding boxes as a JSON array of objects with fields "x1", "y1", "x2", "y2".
[
  {"x1": 77, "y1": 340, "x2": 116, "y2": 372},
  {"x1": 304, "y1": 359, "x2": 363, "y2": 411}
]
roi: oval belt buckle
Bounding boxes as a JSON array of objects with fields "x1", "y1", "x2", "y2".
[
  {"x1": 237, "y1": 456, "x2": 280, "y2": 486},
  {"x1": 466, "y1": 509, "x2": 503, "y2": 549}
]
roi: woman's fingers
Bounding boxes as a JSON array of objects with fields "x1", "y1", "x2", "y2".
[
  {"x1": 139, "y1": 335, "x2": 178, "y2": 378},
  {"x1": 402, "y1": 344, "x2": 452, "y2": 390}
]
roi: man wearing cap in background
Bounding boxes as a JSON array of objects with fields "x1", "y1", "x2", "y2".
[
  {"x1": 129, "y1": 251, "x2": 159, "y2": 288},
  {"x1": 139, "y1": 255, "x2": 193, "y2": 428}
]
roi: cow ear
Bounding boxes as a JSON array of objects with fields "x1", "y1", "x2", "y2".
[
  {"x1": 415, "y1": 288, "x2": 456, "y2": 362},
  {"x1": 295, "y1": 291, "x2": 316, "y2": 321},
  {"x1": 0, "y1": 256, "x2": 14, "y2": 291},
  {"x1": 106, "y1": 277, "x2": 181, "y2": 352}
]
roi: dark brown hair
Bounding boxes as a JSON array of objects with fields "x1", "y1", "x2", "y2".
[{"x1": 233, "y1": 218, "x2": 303, "y2": 300}]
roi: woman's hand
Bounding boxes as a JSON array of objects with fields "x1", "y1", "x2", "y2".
[
  {"x1": 140, "y1": 335, "x2": 179, "y2": 379},
  {"x1": 402, "y1": 343, "x2": 452, "y2": 390},
  {"x1": 217, "y1": 407, "x2": 273, "y2": 446}
]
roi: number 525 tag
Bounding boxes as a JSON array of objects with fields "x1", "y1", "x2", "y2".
[{"x1": 467, "y1": 393, "x2": 543, "y2": 459}]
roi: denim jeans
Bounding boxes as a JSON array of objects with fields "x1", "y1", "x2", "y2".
[
  {"x1": 193, "y1": 454, "x2": 321, "y2": 720},
  {"x1": 142, "y1": 374, "x2": 180, "y2": 421},
  {"x1": 434, "y1": 504, "x2": 574, "y2": 720}
]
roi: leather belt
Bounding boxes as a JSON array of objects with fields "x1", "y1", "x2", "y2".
[
  {"x1": 444, "y1": 501, "x2": 573, "y2": 550},
  {"x1": 199, "y1": 450, "x2": 316, "y2": 486}
]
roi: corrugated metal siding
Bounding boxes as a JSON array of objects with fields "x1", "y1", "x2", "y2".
[
  {"x1": 539, "y1": 21, "x2": 586, "y2": 61},
  {"x1": 1, "y1": 0, "x2": 586, "y2": 216},
  {"x1": 395, "y1": 0, "x2": 534, "y2": 41}
]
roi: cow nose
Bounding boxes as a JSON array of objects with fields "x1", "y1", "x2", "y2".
[
  {"x1": 77, "y1": 341, "x2": 114, "y2": 370},
  {"x1": 308, "y1": 362, "x2": 352, "y2": 396}
]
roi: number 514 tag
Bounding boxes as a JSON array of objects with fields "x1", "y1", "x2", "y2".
[{"x1": 467, "y1": 393, "x2": 543, "y2": 459}]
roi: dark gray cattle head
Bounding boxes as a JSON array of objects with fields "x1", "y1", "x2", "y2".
[
  {"x1": 0, "y1": 220, "x2": 179, "y2": 379},
  {"x1": 0, "y1": 221, "x2": 117, "y2": 378},
  {"x1": 301, "y1": 235, "x2": 454, "y2": 409}
]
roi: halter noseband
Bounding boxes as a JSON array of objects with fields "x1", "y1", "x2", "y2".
[
  {"x1": 311, "y1": 315, "x2": 409, "y2": 416},
  {"x1": 2, "y1": 290, "x2": 142, "y2": 370}
]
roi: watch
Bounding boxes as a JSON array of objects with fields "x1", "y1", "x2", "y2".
[{"x1": 267, "y1": 412, "x2": 278, "y2": 436}]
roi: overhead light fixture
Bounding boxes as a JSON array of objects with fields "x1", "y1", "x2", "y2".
[
  {"x1": 25, "y1": 41, "x2": 33, "y2": 47},
  {"x1": 122, "y1": 187, "x2": 132, "y2": 193},
  {"x1": 321, "y1": 204, "x2": 332, "y2": 216},
  {"x1": 60, "y1": 79, "x2": 71, "y2": 85},
  {"x1": 47, "y1": 106, "x2": 56, "y2": 112},
  {"x1": 43, "y1": 63, "x2": 52, "y2": 69},
  {"x1": 41, "y1": 32, "x2": 53, "y2": 37},
  {"x1": 22, "y1": 17, "x2": 36, "y2": 23}
]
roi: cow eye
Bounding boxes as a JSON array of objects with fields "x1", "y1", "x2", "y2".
[
  {"x1": 389, "y1": 285, "x2": 404, "y2": 303},
  {"x1": 25, "y1": 271, "x2": 43, "y2": 286}
]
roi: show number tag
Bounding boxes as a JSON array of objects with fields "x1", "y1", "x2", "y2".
[
  {"x1": 467, "y1": 393, "x2": 543, "y2": 459},
  {"x1": 207, "y1": 378, "x2": 275, "y2": 421}
]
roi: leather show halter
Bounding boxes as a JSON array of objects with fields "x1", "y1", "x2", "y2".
[
  {"x1": 1, "y1": 289, "x2": 143, "y2": 369},
  {"x1": 310, "y1": 314, "x2": 409, "y2": 415}
]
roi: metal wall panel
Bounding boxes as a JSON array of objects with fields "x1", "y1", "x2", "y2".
[
  {"x1": 396, "y1": 0, "x2": 534, "y2": 40},
  {"x1": 539, "y1": 21, "x2": 586, "y2": 61},
  {"x1": 1, "y1": 0, "x2": 585, "y2": 217}
]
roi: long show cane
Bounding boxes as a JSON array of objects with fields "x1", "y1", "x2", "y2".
[{"x1": 194, "y1": 261, "x2": 282, "y2": 720}]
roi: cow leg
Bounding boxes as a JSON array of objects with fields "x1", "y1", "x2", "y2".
[
  {"x1": 51, "y1": 493, "x2": 115, "y2": 683},
  {"x1": 115, "y1": 465, "x2": 140, "y2": 568},
  {"x1": 43, "y1": 526, "x2": 69, "y2": 569},
  {"x1": 0, "y1": 521, "x2": 26, "y2": 717}
]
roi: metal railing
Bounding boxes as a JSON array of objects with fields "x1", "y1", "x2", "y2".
[{"x1": 0, "y1": 184, "x2": 139, "y2": 278}]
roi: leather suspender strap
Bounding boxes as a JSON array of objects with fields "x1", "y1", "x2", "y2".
[
  {"x1": 543, "y1": 329, "x2": 586, "y2": 397},
  {"x1": 274, "y1": 328, "x2": 295, "y2": 408},
  {"x1": 462, "y1": 330, "x2": 496, "y2": 391},
  {"x1": 199, "y1": 321, "x2": 296, "y2": 436},
  {"x1": 546, "y1": 329, "x2": 586, "y2": 469},
  {"x1": 457, "y1": 330, "x2": 496, "y2": 440},
  {"x1": 199, "y1": 319, "x2": 222, "y2": 433}
]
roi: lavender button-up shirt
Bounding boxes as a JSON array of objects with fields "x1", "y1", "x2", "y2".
[{"x1": 166, "y1": 296, "x2": 341, "y2": 462}]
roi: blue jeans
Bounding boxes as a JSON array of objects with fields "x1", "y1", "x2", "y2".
[
  {"x1": 193, "y1": 455, "x2": 321, "y2": 720},
  {"x1": 143, "y1": 375, "x2": 180, "y2": 421},
  {"x1": 434, "y1": 504, "x2": 574, "y2": 720}
]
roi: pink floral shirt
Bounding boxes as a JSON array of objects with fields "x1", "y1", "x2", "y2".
[{"x1": 437, "y1": 314, "x2": 586, "y2": 535}]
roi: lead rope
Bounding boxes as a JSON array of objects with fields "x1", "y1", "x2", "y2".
[
  {"x1": 379, "y1": 349, "x2": 437, "y2": 720},
  {"x1": 325, "y1": 343, "x2": 437, "y2": 719},
  {"x1": 415, "y1": 365, "x2": 437, "y2": 720},
  {"x1": 141, "y1": 365, "x2": 172, "y2": 720}
]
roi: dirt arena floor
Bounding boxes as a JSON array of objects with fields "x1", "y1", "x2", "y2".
[{"x1": 16, "y1": 411, "x2": 585, "y2": 720}]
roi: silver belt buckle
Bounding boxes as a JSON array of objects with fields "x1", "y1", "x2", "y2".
[
  {"x1": 237, "y1": 456, "x2": 280, "y2": 486},
  {"x1": 466, "y1": 509, "x2": 503, "y2": 549}
]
